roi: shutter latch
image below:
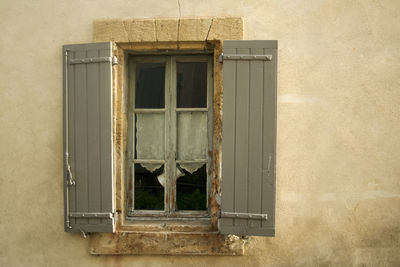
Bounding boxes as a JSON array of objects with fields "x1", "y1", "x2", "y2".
[{"x1": 65, "y1": 153, "x2": 75, "y2": 186}]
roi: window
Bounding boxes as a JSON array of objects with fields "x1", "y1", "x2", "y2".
[
  {"x1": 126, "y1": 55, "x2": 213, "y2": 219},
  {"x1": 62, "y1": 40, "x2": 277, "y2": 251}
]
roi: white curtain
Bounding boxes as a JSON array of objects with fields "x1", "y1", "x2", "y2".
[
  {"x1": 177, "y1": 112, "x2": 207, "y2": 173},
  {"x1": 135, "y1": 113, "x2": 164, "y2": 172}
]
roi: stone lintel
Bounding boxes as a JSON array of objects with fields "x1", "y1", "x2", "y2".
[{"x1": 93, "y1": 17, "x2": 243, "y2": 42}]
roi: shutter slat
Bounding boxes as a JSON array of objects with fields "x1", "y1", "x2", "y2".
[
  {"x1": 75, "y1": 50, "x2": 89, "y2": 227},
  {"x1": 67, "y1": 53, "x2": 77, "y2": 228},
  {"x1": 234, "y1": 48, "x2": 250, "y2": 228},
  {"x1": 87, "y1": 49, "x2": 101, "y2": 226},
  {"x1": 248, "y1": 47, "x2": 264, "y2": 229},
  {"x1": 63, "y1": 42, "x2": 114, "y2": 233},
  {"x1": 261, "y1": 47, "x2": 277, "y2": 233},
  {"x1": 220, "y1": 40, "x2": 277, "y2": 237},
  {"x1": 99, "y1": 48, "x2": 113, "y2": 226}
]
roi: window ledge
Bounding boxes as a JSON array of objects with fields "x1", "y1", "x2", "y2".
[{"x1": 90, "y1": 232, "x2": 245, "y2": 255}]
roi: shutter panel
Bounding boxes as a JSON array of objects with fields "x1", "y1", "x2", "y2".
[
  {"x1": 63, "y1": 42, "x2": 115, "y2": 233},
  {"x1": 220, "y1": 40, "x2": 277, "y2": 236}
]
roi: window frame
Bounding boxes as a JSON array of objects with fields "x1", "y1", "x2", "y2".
[{"x1": 124, "y1": 51, "x2": 215, "y2": 222}]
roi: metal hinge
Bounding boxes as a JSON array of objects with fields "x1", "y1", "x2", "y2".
[
  {"x1": 219, "y1": 53, "x2": 272, "y2": 63},
  {"x1": 69, "y1": 212, "x2": 115, "y2": 219},
  {"x1": 68, "y1": 56, "x2": 118, "y2": 65},
  {"x1": 219, "y1": 211, "x2": 268, "y2": 221}
]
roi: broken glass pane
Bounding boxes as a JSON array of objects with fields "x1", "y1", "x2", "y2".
[
  {"x1": 177, "y1": 62, "x2": 207, "y2": 108},
  {"x1": 176, "y1": 164, "x2": 207, "y2": 211},
  {"x1": 134, "y1": 164, "x2": 164, "y2": 210},
  {"x1": 135, "y1": 113, "x2": 164, "y2": 172},
  {"x1": 135, "y1": 63, "x2": 165, "y2": 108},
  {"x1": 176, "y1": 112, "x2": 207, "y2": 169}
]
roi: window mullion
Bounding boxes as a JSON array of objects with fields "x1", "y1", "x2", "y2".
[
  {"x1": 168, "y1": 56, "x2": 177, "y2": 214},
  {"x1": 164, "y1": 56, "x2": 171, "y2": 215}
]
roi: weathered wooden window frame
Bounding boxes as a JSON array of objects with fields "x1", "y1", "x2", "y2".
[
  {"x1": 126, "y1": 54, "x2": 214, "y2": 220},
  {"x1": 114, "y1": 42, "x2": 224, "y2": 233}
]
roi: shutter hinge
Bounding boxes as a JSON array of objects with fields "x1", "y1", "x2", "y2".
[
  {"x1": 69, "y1": 56, "x2": 115, "y2": 65},
  {"x1": 219, "y1": 211, "x2": 268, "y2": 221},
  {"x1": 219, "y1": 52, "x2": 273, "y2": 63},
  {"x1": 69, "y1": 212, "x2": 116, "y2": 219}
]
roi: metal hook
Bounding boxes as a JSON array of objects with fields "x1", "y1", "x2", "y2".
[{"x1": 67, "y1": 163, "x2": 75, "y2": 185}]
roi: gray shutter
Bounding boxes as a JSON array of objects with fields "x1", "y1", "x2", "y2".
[
  {"x1": 63, "y1": 42, "x2": 115, "y2": 233},
  {"x1": 220, "y1": 40, "x2": 277, "y2": 236}
]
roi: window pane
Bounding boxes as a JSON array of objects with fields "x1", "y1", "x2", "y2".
[
  {"x1": 176, "y1": 112, "x2": 207, "y2": 160},
  {"x1": 134, "y1": 164, "x2": 164, "y2": 210},
  {"x1": 176, "y1": 164, "x2": 207, "y2": 211},
  {"x1": 135, "y1": 113, "x2": 165, "y2": 165},
  {"x1": 135, "y1": 63, "x2": 165, "y2": 108},
  {"x1": 177, "y1": 62, "x2": 207, "y2": 108}
]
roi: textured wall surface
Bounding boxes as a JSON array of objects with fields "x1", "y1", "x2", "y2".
[{"x1": 1, "y1": 0, "x2": 399, "y2": 266}]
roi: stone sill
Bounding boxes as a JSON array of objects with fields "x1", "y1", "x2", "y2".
[{"x1": 90, "y1": 232, "x2": 245, "y2": 255}]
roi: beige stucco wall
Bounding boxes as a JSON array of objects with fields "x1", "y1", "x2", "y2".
[{"x1": 1, "y1": 0, "x2": 399, "y2": 266}]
